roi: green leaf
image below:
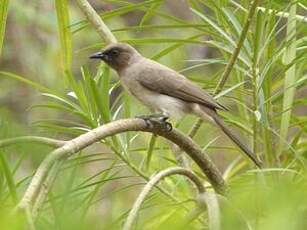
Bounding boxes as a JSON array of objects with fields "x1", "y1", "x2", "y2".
[
  {"x1": 191, "y1": 8, "x2": 236, "y2": 47},
  {"x1": 278, "y1": 3, "x2": 297, "y2": 155},
  {"x1": 151, "y1": 33, "x2": 205, "y2": 60},
  {"x1": 65, "y1": 71, "x2": 89, "y2": 113},
  {"x1": 0, "y1": 151, "x2": 17, "y2": 204},
  {"x1": 112, "y1": 24, "x2": 207, "y2": 32},
  {"x1": 97, "y1": 65, "x2": 112, "y2": 122},
  {"x1": 55, "y1": 0, "x2": 72, "y2": 76},
  {"x1": 145, "y1": 134, "x2": 157, "y2": 170},
  {"x1": 0, "y1": 71, "x2": 57, "y2": 94},
  {"x1": 139, "y1": 1, "x2": 162, "y2": 26},
  {"x1": 0, "y1": 0, "x2": 9, "y2": 56},
  {"x1": 214, "y1": 81, "x2": 246, "y2": 99}
]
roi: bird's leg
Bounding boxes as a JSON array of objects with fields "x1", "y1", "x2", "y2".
[{"x1": 136, "y1": 112, "x2": 172, "y2": 132}]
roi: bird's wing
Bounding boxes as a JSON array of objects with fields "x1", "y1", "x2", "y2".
[{"x1": 137, "y1": 61, "x2": 225, "y2": 110}]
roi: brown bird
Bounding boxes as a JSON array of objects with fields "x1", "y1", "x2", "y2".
[{"x1": 90, "y1": 43, "x2": 262, "y2": 168}]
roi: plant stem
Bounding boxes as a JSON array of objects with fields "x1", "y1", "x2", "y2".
[
  {"x1": 123, "y1": 167, "x2": 206, "y2": 230},
  {"x1": 214, "y1": 0, "x2": 260, "y2": 95},
  {"x1": 75, "y1": 0, "x2": 117, "y2": 44},
  {"x1": 278, "y1": 3, "x2": 297, "y2": 156},
  {"x1": 0, "y1": 152, "x2": 18, "y2": 204},
  {"x1": 262, "y1": 11, "x2": 275, "y2": 165},
  {"x1": 0, "y1": 0, "x2": 9, "y2": 56},
  {"x1": 252, "y1": 68, "x2": 258, "y2": 157}
]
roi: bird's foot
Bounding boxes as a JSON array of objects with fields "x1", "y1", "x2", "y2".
[{"x1": 136, "y1": 113, "x2": 172, "y2": 132}]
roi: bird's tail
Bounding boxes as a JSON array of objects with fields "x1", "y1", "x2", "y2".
[{"x1": 196, "y1": 105, "x2": 262, "y2": 168}]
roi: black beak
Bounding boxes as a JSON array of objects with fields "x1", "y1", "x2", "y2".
[{"x1": 89, "y1": 51, "x2": 105, "y2": 60}]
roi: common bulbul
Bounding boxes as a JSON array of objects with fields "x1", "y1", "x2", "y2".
[{"x1": 90, "y1": 43, "x2": 262, "y2": 168}]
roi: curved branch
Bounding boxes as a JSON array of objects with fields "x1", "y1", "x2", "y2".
[
  {"x1": 0, "y1": 136, "x2": 66, "y2": 148},
  {"x1": 32, "y1": 160, "x2": 64, "y2": 218},
  {"x1": 123, "y1": 167, "x2": 205, "y2": 230},
  {"x1": 75, "y1": 0, "x2": 117, "y2": 44},
  {"x1": 17, "y1": 118, "x2": 225, "y2": 211},
  {"x1": 198, "y1": 192, "x2": 220, "y2": 230}
]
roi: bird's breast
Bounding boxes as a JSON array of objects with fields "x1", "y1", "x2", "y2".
[{"x1": 146, "y1": 93, "x2": 190, "y2": 119}]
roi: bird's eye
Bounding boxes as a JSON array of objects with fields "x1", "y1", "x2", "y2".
[{"x1": 111, "y1": 49, "x2": 119, "y2": 56}]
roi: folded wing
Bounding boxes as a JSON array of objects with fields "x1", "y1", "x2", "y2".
[{"x1": 137, "y1": 61, "x2": 226, "y2": 111}]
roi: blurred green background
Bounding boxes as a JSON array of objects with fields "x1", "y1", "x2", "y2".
[{"x1": 0, "y1": 0, "x2": 307, "y2": 229}]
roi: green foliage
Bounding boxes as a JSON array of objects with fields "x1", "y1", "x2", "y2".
[
  {"x1": 0, "y1": 0, "x2": 306, "y2": 229},
  {"x1": 0, "y1": 0, "x2": 9, "y2": 56},
  {"x1": 278, "y1": 4, "x2": 298, "y2": 156},
  {"x1": 54, "y1": 0, "x2": 72, "y2": 76}
]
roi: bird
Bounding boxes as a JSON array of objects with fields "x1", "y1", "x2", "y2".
[{"x1": 89, "y1": 43, "x2": 262, "y2": 168}]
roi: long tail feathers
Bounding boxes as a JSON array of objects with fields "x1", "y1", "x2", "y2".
[
  {"x1": 212, "y1": 115, "x2": 262, "y2": 168},
  {"x1": 197, "y1": 106, "x2": 262, "y2": 168}
]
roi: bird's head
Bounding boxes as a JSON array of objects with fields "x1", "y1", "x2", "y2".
[{"x1": 89, "y1": 43, "x2": 140, "y2": 71}]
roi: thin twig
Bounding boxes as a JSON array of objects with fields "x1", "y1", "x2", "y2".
[
  {"x1": 75, "y1": 0, "x2": 117, "y2": 44},
  {"x1": 188, "y1": 118, "x2": 204, "y2": 139},
  {"x1": 123, "y1": 167, "x2": 205, "y2": 230},
  {"x1": 17, "y1": 118, "x2": 225, "y2": 214}
]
